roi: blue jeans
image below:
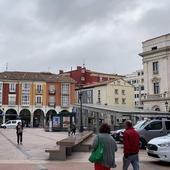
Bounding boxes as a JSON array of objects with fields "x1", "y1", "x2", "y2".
[{"x1": 123, "y1": 154, "x2": 139, "y2": 170}]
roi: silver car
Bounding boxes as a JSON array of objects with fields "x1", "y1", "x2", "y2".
[{"x1": 136, "y1": 119, "x2": 170, "y2": 148}]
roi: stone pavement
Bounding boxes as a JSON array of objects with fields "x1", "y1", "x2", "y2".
[{"x1": 0, "y1": 128, "x2": 170, "y2": 170}]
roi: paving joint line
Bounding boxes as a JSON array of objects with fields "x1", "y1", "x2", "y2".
[{"x1": 0, "y1": 130, "x2": 31, "y2": 160}]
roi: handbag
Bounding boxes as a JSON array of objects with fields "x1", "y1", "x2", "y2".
[{"x1": 88, "y1": 135, "x2": 104, "y2": 163}]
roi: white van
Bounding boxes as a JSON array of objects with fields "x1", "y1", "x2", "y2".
[{"x1": 1, "y1": 120, "x2": 22, "y2": 128}]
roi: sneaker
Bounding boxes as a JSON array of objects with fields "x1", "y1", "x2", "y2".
[{"x1": 20, "y1": 142, "x2": 22, "y2": 145}]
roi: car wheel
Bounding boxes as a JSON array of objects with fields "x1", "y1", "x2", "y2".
[
  {"x1": 140, "y1": 138, "x2": 147, "y2": 149},
  {"x1": 3, "y1": 126, "x2": 6, "y2": 129}
]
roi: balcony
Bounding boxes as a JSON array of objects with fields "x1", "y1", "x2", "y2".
[
  {"x1": 48, "y1": 89, "x2": 56, "y2": 94},
  {"x1": 21, "y1": 102, "x2": 30, "y2": 107},
  {"x1": 48, "y1": 102, "x2": 56, "y2": 107},
  {"x1": 61, "y1": 103, "x2": 70, "y2": 108},
  {"x1": 35, "y1": 102, "x2": 43, "y2": 107},
  {"x1": 36, "y1": 89, "x2": 43, "y2": 94},
  {"x1": 147, "y1": 94, "x2": 162, "y2": 99},
  {"x1": 8, "y1": 102, "x2": 16, "y2": 106}
]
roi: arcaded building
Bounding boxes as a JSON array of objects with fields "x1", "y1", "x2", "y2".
[{"x1": 0, "y1": 71, "x2": 76, "y2": 127}]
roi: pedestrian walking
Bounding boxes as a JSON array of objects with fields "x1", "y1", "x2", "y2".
[
  {"x1": 16, "y1": 122, "x2": 23, "y2": 145},
  {"x1": 71, "y1": 123, "x2": 76, "y2": 135},
  {"x1": 123, "y1": 120, "x2": 140, "y2": 170},
  {"x1": 89, "y1": 123, "x2": 117, "y2": 170}
]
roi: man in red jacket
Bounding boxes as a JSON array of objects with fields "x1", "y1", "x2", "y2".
[{"x1": 123, "y1": 120, "x2": 140, "y2": 170}]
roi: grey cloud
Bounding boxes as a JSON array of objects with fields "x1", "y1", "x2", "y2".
[{"x1": 0, "y1": 0, "x2": 169, "y2": 74}]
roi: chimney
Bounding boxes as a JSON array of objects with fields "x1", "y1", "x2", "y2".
[
  {"x1": 59, "y1": 70, "x2": 64, "y2": 74},
  {"x1": 77, "y1": 66, "x2": 82, "y2": 70}
]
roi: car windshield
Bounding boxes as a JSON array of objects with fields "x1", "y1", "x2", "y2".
[{"x1": 134, "y1": 120, "x2": 150, "y2": 130}]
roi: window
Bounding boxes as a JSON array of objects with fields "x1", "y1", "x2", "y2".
[
  {"x1": 115, "y1": 98, "x2": 119, "y2": 104},
  {"x1": 154, "y1": 82, "x2": 160, "y2": 94},
  {"x1": 49, "y1": 96, "x2": 55, "y2": 106},
  {"x1": 122, "y1": 90, "x2": 125, "y2": 95},
  {"x1": 141, "y1": 72, "x2": 144, "y2": 75},
  {"x1": 152, "y1": 46, "x2": 157, "y2": 50},
  {"x1": 62, "y1": 83, "x2": 69, "y2": 94},
  {"x1": 122, "y1": 98, "x2": 126, "y2": 104},
  {"x1": 87, "y1": 90, "x2": 92, "y2": 104},
  {"x1": 115, "y1": 89, "x2": 118, "y2": 95},
  {"x1": 98, "y1": 90, "x2": 101, "y2": 104},
  {"x1": 36, "y1": 84, "x2": 43, "y2": 93},
  {"x1": 153, "y1": 61, "x2": 159, "y2": 74},
  {"x1": 81, "y1": 76, "x2": 85, "y2": 81},
  {"x1": 61, "y1": 83, "x2": 70, "y2": 107},
  {"x1": 49, "y1": 84, "x2": 55, "y2": 93},
  {"x1": 165, "y1": 121, "x2": 170, "y2": 130},
  {"x1": 132, "y1": 80, "x2": 136, "y2": 84},
  {"x1": 8, "y1": 94, "x2": 16, "y2": 105},
  {"x1": 61, "y1": 95, "x2": 69, "y2": 106},
  {"x1": 36, "y1": 95, "x2": 42, "y2": 105},
  {"x1": 138, "y1": 72, "x2": 140, "y2": 76},
  {"x1": 22, "y1": 95, "x2": 29, "y2": 105},
  {"x1": 146, "y1": 121, "x2": 162, "y2": 130},
  {"x1": 9, "y1": 83, "x2": 16, "y2": 92},
  {"x1": 22, "y1": 83, "x2": 30, "y2": 93},
  {"x1": 0, "y1": 83, "x2": 3, "y2": 91},
  {"x1": 141, "y1": 86, "x2": 144, "y2": 90}
]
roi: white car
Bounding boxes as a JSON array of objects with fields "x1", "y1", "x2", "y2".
[
  {"x1": 147, "y1": 134, "x2": 170, "y2": 162},
  {"x1": 1, "y1": 120, "x2": 22, "y2": 129}
]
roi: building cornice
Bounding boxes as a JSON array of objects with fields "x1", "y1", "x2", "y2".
[{"x1": 139, "y1": 46, "x2": 170, "y2": 57}]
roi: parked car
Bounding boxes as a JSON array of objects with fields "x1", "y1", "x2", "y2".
[
  {"x1": 1, "y1": 120, "x2": 22, "y2": 129},
  {"x1": 111, "y1": 129, "x2": 124, "y2": 141},
  {"x1": 118, "y1": 120, "x2": 147, "y2": 143},
  {"x1": 147, "y1": 134, "x2": 170, "y2": 162},
  {"x1": 136, "y1": 119, "x2": 170, "y2": 148},
  {"x1": 114, "y1": 119, "x2": 170, "y2": 148}
]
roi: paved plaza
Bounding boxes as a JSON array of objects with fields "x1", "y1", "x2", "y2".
[{"x1": 0, "y1": 128, "x2": 169, "y2": 170}]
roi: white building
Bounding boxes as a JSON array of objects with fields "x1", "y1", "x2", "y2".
[
  {"x1": 125, "y1": 70, "x2": 145, "y2": 109},
  {"x1": 139, "y1": 33, "x2": 170, "y2": 112},
  {"x1": 77, "y1": 79, "x2": 135, "y2": 109}
]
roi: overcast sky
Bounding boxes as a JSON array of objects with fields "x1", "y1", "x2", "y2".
[{"x1": 0, "y1": 0, "x2": 170, "y2": 75}]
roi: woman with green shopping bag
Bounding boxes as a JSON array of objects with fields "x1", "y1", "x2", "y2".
[{"x1": 89, "y1": 123, "x2": 117, "y2": 170}]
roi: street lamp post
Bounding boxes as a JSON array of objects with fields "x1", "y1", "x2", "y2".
[
  {"x1": 2, "y1": 108, "x2": 5, "y2": 124},
  {"x1": 79, "y1": 91, "x2": 84, "y2": 133},
  {"x1": 165, "y1": 101, "x2": 168, "y2": 112}
]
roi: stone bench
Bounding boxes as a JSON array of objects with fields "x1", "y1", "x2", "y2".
[{"x1": 45, "y1": 131, "x2": 93, "y2": 160}]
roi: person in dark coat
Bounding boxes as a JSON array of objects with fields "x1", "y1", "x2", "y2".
[
  {"x1": 71, "y1": 123, "x2": 76, "y2": 135},
  {"x1": 16, "y1": 122, "x2": 23, "y2": 145}
]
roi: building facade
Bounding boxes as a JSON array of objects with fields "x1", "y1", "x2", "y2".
[
  {"x1": 59, "y1": 66, "x2": 124, "y2": 86},
  {"x1": 77, "y1": 79, "x2": 134, "y2": 109},
  {"x1": 125, "y1": 70, "x2": 145, "y2": 109},
  {"x1": 0, "y1": 71, "x2": 76, "y2": 127},
  {"x1": 139, "y1": 33, "x2": 170, "y2": 111}
]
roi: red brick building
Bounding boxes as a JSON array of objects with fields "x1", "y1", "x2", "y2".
[{"x1": 59, "y1": 66, "x2": 124, "y2": 87}]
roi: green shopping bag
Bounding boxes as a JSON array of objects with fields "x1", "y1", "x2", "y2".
[{"x1": 89, "y1": 136, "x2": 104, "y2": 163}]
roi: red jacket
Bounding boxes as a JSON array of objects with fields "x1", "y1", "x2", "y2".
[{"x1": 123, "y1": 127, "x2": 140, "y2": 156}]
